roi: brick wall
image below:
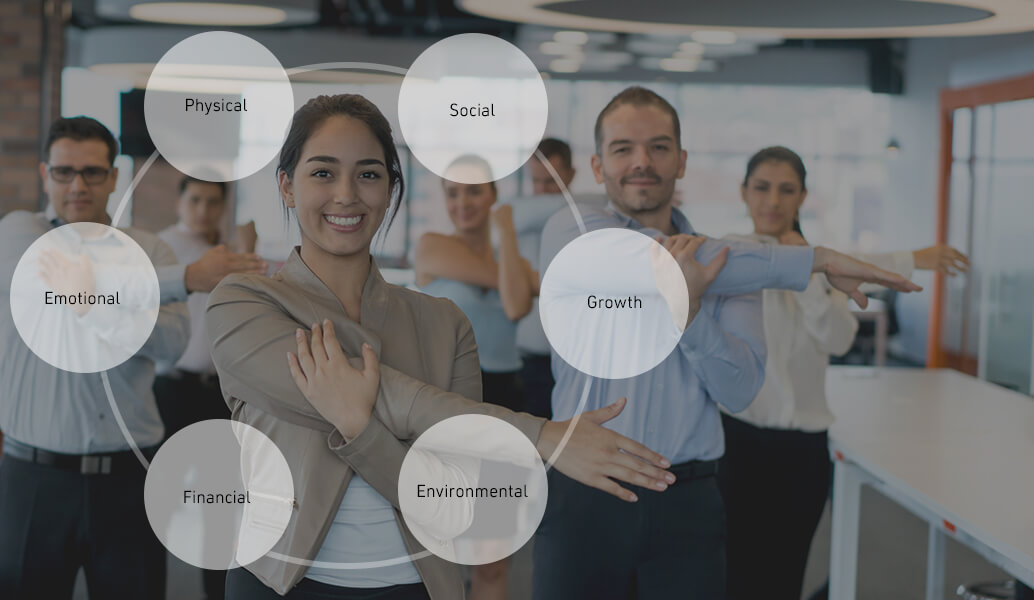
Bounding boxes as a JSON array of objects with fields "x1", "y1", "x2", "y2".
[{"x1": 0, "y1": 0, "x2": 63, "y2": 216}]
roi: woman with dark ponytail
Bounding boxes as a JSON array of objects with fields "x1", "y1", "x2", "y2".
[
  {"x1": 718, "y1": 146, "x2": 969, "y2": 600},
  {"x1": 205, "y1": 94, "x2": 676, "y2": 600}
]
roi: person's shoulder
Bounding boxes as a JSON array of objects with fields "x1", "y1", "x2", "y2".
[
  {"x1": 155, "y1": 224, "x2": 179, "y2": 242},
  {"x1": 120, "y1": 226, "x2": 173, "y2": 256},
  {"x1": 208, "y1": 270, "x2": 279, "y2": 305},
  {"x1": 388, "y1": 282, "x2": 461, "y2": 313},
  {"x1": 121, "y1": 225, "x2": 161, "y2": 243},
  {"x1": 0, "y1": 210, "x2": 47, "y2": 232},
  {"x1": 0, "y1": 209, "x2": 43, "y2": 224},
  {"x1": 543, "y1": 201, "x2": 613, "y2": 231},
  {"x1": 721, "y1": 232, "x2": 761, "y2": 244},
  {"x1": 387, "y1": 282, "x2": 470, "y2": 328},
  {"x1": 414, "y1": 231, "x2": 456, "y2": 255}
]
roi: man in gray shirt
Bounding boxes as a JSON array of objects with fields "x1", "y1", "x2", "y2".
[
  {"x1": 0, "y1": 116, "x2": 263, "y2": 599},
  {"x1": 155, "y1": 173, "x2": 243, "y2": 600}
]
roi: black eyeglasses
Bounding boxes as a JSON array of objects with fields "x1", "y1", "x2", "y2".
[{"x1": 47, "y1": 165, "x2": 112, "y2": 185}]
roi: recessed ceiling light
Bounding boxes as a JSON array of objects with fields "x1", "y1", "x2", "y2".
[
  {"x1": 540, "y1": 41, "x2": 585, "y2": 56},
  {"x1": 691, "y1": 30, "x2": 738, "y2": 44},
  {"x1": 658, "y1": 57, "x2": 701, "y2": 71},
  {"x1": 678, "y1": 41, "x2": 705, "y2": 55},
  {"x1": 462, "y1": 0, "x2": 1034, "y2": 39},
  {"x1": 581, "y1": 51, "x2": 634, "y2": 67},
  {"x1": 550, "y1": 58, "x2": 582, "y2": 73},
  {"x1": 639, "y1": 56, "x2": 717, "y2": 72},
  {"x1": 554, "y1": 30, "x2": 589, "y2": 45},
  {"x1": 128, "y1": 2, "x2": 287, "y2": 25},
  {"x1": 626, "y1": 38, "x2": 680, "y2": 56},
  {"x1": 673, "y1": 49, "x2": 702, "y2": 59}
]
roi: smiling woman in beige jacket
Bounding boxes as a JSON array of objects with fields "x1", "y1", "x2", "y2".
[{"x1": 206, "y1": 94, "x2": 676, "y2": 600}]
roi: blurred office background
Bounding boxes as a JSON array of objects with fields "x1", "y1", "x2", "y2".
[{"x1": 1, "y1": 1, "x2": 1033, "y2": 597}]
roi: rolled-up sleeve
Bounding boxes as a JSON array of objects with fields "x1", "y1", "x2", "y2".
[
  {"x1": 704, "y1": 238, "x2": 814, "y2": 296},
  {"x1": 156, "y1": 263, "x2": 188, "y2": 304},
  {"x1": 678, "y1": 290, "x2": 766, "y2": 413}
]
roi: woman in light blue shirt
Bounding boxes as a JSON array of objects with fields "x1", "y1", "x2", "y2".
[{"x1": 414, "y1": 154, "x2": 538, "y2": 600}]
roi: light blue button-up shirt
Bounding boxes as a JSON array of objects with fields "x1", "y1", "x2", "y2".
[
  {"x1": 0, "y1": 211, "x2": 190, "y2": 453},
  {"x1": 539, "y1": 203, "x2": 814, "y2": 463}
]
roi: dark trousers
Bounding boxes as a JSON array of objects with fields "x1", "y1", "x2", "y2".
[
  {"x1": 717, "y1": 413, "x2": 831, "y2": 600},
  {"x1": 532, "y1": 463, "x2": 726, "y2": 600},
  {"x1": 154, "y1": 372, "x2": 231, "y2": 599},
  {"x1": 519, "y1": 353, "x2": 554, "y2": 419},
  {"x1": 0, "y1": 453, "x2": 166, "y2": 600},
  {"x1": 154, "y1": 372, "x2": 231, "y2": 438},
  {"x1": 225, "y1": 568, "x2": 431, "y2": 599},
  {"x1": 480, "y1": 370, "x2": 525, "y2": 413}
]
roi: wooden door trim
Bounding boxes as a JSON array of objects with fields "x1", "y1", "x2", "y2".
[{"x1": 928, "y1": 70, "x2": 1034, "y2": 369}]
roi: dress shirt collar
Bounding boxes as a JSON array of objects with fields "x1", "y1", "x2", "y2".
[
  {"x1": 603, "y1": 200, "x2": 695, "y2": 235},
  {"x1": 44, "y1": 212, "x2": 120, "y2": 244},
  {"x1": 45, "y1": 202, "x2": 114, "y2": 229},
  {"x1": 279, "y1": 247, "x2": 391, "y2": 332}
]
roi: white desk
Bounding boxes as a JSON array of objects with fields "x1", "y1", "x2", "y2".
[{"x1": 827, "y1": 367, "x2": 1034, "y2": 599}]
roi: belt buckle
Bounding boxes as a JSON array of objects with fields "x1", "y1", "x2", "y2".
[{"x1": 81, "y1": 455, "x2": 112, "y2": 475}]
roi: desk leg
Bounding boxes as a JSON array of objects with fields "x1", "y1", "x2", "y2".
[
  {"x1": 830, "y1": 460, "x2": 862, "y2": 600},
  {"x1": 926, "y1": 525, "x2": 946, "y2": 600},
  {"x1": 875, "y1": 313, "x2": 887, "y2": 367}
]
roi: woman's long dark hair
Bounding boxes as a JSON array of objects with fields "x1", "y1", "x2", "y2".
[
  {"x1": 743, "y1": 146, "x2": 807, "y2": 235},
  {"x1": 277, "y1": 94, "x2": 405, "y2": 231}
]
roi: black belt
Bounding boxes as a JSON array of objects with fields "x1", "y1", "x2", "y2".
[
  {"x1": 1, "y1": 437, "x2": 153, "y2": 475},
  {"x1": 668, "y1": 459, "x2": 719, "y2": 482}
]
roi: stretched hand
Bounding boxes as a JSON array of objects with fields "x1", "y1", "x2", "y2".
[
  {"x1": 185, "y1": 244, "x2": 268, "y2": 293},
  {"x1": 913, "y1": 244, "x2": 969, "y2": 275},
  {"x1": 233, "y1": 221, "x2": 259, "y2": 254},
  {"x1": 287, "y1": 319, "x2": 380, "y2": 441},
  {"x1": 538, "y1": 397, "x2": 675, "y2": 503},
  {"x1": 661, "y1": 234, "x2": 729, "y2": 300},
  {"x1": 38, "y1": 249, "x2": 94, "y2": 316},
  {"x1": 815, "y1": 247, "x2": 922, "y2": 308},
  {"x1": 655, "y1": 234, "x2": 729, "y2": 326},
  {"x1": 490, "y1": 204, "x2": 516, "y2": 236}
]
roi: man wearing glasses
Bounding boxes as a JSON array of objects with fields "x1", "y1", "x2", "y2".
[{"x1": 0, "y1": 116, "x2": 264, "y2": 598}]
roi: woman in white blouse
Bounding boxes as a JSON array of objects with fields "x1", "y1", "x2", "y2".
[{"x1": 717, "y1": 146, "x2": 969, "y2": 600}]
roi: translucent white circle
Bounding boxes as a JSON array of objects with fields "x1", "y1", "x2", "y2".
[
  {"x1": 398, "y1": 414, "x2": 547, "y2": 565},
  {"x1": 144, "y1": 31, "x2": 294, "y2": 182},
  {"x1": 397, "y1": 33, "x2": 548, "y2": 184},
  {"x1": 539, "y1": 228, "x2": 690, "y2": 380},
  {"x1": 144, "y1": 419, "x2": 295, "y2": 570},
  {"x1": 9, "y1": 223, "x2": 160, "y2": 374}
]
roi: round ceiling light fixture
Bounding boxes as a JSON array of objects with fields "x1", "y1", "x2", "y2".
[
  {"x1": 97, "y1": 0, "x2": 319, "y2": 26},
  {"x1": 459, "y1": 0, "x2": 1034, "y2": 38}
]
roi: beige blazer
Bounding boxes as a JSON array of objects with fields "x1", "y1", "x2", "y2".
[{"x1": 207, "y1": 248, "x2": 546, "y2": 597}]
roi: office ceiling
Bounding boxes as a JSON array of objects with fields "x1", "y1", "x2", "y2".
[
  {"x1": 461, "y1": 0, "x2": 1034, "y2": 38},
  {"x1": 540, "y1": 0, "x2": 991, "y2": 29},
  {"x1": 74, "y1": 0, "x2": 1006, "y2": 89},
  {"x1": 73, "y1": 0, "x2": 519, "y2": 36}
]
